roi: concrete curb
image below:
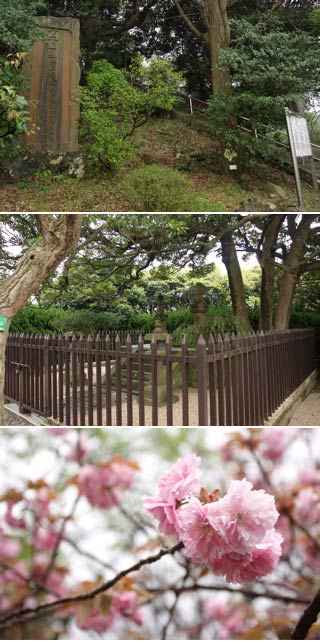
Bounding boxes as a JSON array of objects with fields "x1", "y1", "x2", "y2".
[
  {"x1": 266, "y1": 369, "x2": 318, "y2": 426},
  {"x1": 4, "y1": 403, "x2": 48, "y2": 426}
]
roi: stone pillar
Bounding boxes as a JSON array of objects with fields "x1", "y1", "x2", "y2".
[
  {"x1": 145, "y1": 296, "x2": 168, "y2": 349},
  {"x1": 191, "y1": 283, "x2": 208, "y2": 323},
  {"x1": 144, "y1": 296, "x2": 179, "y2": 405},
  {"x1": 23, "y1": 16, "x2": 80, "y2": 153}
]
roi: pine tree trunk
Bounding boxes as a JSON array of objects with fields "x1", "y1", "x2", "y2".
[
  {"x1": 274, "y1": 214, "x2": 315, "y2": 329},
  {"x1": 220, "y1": 231, "x2": 250, "y2": 326},
  {"x1": 259, "y1": 215, "x2": 285, "y2": 330},
  {"x1": 0, "y1": 215, "x2": 83, "y2": 423}
]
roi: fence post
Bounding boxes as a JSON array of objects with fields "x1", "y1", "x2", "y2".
[
  {"x1": 18, "y1": 333, "x2": 24, "y2": 413},
  {"x1": 230, "y1": 332, "x2": 239, "y2": 425},
  {"x1": 95, "y1": 333, "x2": 102, "y2": 426},
  {"x1": 181, "y1": 335, "x2": 189, "y2": 426},
  {"x1": 65, "y1": 335, "x2": 71, "y2": 425},
  {"x1": 138, "y1": 334, "x2": 145, "y2": 426},
  {"x1": 58, "y1": 335, "x2": 64, "y2": 423},
  {"x1": 208, "y1": 334, "x2": 217, "y2": 426},
  {"x1": 224, "y1": 333, "x2": 232, "y2": 426},
  {"x1": 166, "y1": 335, "x2": 173, "y2": 426},
  {"x1": 216, "y1": 334, "x2": 225, "y2": 426},
  {"x1": 151, "y1": 335, "x2": 158, "y2": 426},
  {"x1": 126, "y1": 334, "x2": 133, "y2": 426},
  {"x1": 115, "y1": 334, "x2": 122, "y2": 426},
  {"x1": 197, "y1": 334, "x2": 208, "y2": 426},
  {"x1": 70, "y1": 334, "x2": 78, "y2": 426},
  {"x1": 44, "y1": 334, "x2": 51, "y2": 418},
  {"x1": 105, "y1": 334, "x2": 112, "y2": 426}
]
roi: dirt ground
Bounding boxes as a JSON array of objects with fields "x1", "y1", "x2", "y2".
[{"x1": 287, "y1": 385, "x2": 320, "y2": 426}]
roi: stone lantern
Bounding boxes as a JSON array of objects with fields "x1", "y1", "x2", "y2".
[{"x1": 191, "y1": 283, "x2": 208, "y2": 323}]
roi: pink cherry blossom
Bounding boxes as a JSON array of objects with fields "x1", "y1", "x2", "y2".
[
  {"x1": 32, "y1": 526, "x2": 60, "y2": 551},
  {"x1": 299, "y1": 467, "x2": 320, "y2": 487},
  {"x1": 178, "y1": 496, "x2": 227, "y2": 563},
  {"x1": 113, "y1": 590, "x2": 143, "y2": 625},
  {"x1": 28, "y1": 490, "x2": 52, "y2": 519},
  {"x1": 276, "y1": 514, "x2": 293, "y2": 557},
  {"x1": 78, "y1": 460, "x2": 135, "y2": 509},
  {"x1": 210, "y1": 529, "x2": 283, "y2": 584},
  {"x1": 203, "y1": 598, "x2": 247, "y2": 638},
  {"x1": 143, "y1": 454, "x2": 202, "y2": 537},
  {"x1": 294, "y1": 487, "x2": 320, "y2": 527},
  {"x1": 258, "y1": 428, "x2": 292, "y2": 463},
  {"x1": 143, "y1": 494, "x2": 181, "y2": 536},
  {"x1": 47, "y1": 427, "x2": 70, "y2": 436},
  {"x1": 207, "y1": 479, "x2": 279, "y2": 554},
  {"x1": 0, "y1": 530, "x2": 20, "y2": 559},
  {"x1": 157, "y1": 453, "x2": 202, "y2": 502},
  {"x1": 32, "y1": 557, "x2": 67, "y2": 597},
  {"x1": 66, "y1": 436, "x2": 89, "y2": 463},
  {"x1": 297, "y1": 536, "x2": 320, "y2": 573},
  {"x1": 5, "y1": 501, "x2": 26, "y2": 529},
  {"x1": 79, "y1": 606, "x2": 116, "y2": 633}
]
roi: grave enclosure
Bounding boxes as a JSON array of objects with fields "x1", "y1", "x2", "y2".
[{"x1": 5, "y1": 328, "x2": 315, "y2": 427}]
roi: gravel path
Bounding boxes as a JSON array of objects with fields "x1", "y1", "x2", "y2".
[{"x1": 287, "y1": 385, "x2": 320, "y2": 426}]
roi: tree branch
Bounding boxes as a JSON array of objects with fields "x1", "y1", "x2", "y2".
[
  {"x1": 0, "y1": 542, "x2": 184, "y2": 629},
  {"x1": 292, "y1": 588, "x2": 320, "y2": 639},
  {"x1": 174, "y1": 0, "x2": 206, "y2": 42}
]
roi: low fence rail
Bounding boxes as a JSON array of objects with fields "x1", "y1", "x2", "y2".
[
  {"x1": 4, "y1": 328, "x2": 315, "y2": 427},
  {"x1": 179, "y1": 94, "x2": 320, "y2": 186}
]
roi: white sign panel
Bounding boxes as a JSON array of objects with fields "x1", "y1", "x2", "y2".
[{"x1": 289, "y1": 115, "x2": 312, "y2": 157}]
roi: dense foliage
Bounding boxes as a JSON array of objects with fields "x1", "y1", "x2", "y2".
[{"x1": 81, "y1": 58, "x2": 182, "y2": 171}]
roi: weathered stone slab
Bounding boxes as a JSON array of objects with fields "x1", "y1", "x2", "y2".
[{"x1": 23, "y1": 16, "x2": 80, "y2": 153}]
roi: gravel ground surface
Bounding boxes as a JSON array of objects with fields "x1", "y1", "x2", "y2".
[{"x1": 287, "y1": 385, "x2": 320, "y2": 426}]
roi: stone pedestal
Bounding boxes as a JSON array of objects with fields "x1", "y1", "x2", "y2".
[{"x1": 23, "y1": 16, "x2": 80, "y2": 153}]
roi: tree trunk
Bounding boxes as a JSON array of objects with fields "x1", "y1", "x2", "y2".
[
  {"x1": 220, "y1": 231, "x2": 250, "y2": 326},
  {"x1": 274, "y1": 214, "x2": 315, "y2": 329},
  {"x1": 259, "y1": 215, "x2": 285, "y2": 330},
  {"x1": 0, "y1": 214, "x2": 83, "y2": 424},
  {"x1": 200, "y1": 0, "x2": 231, "y2": 95}
]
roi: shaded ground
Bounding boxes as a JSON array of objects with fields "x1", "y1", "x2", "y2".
[
  {"x1": 287, "y1": 385, "x2": 320, "y2": 426},
  {"x1": 1, "y1": 118, "x2": 319, "y2": 212}
]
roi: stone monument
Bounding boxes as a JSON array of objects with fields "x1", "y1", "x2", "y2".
[
  {"x1": 145, "y1": 296, "x2": 168, "y2": 349},
  {"x1": 191, "y1": 283, "x2": 208, "y2": 323},
  {"x1": 23, "y1": 16, "x2": 80, "y2": 153}
]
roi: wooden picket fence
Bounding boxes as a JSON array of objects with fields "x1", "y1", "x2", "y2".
[{"x1": 4, "y1": 328, "x2": 315, "y2": 426}]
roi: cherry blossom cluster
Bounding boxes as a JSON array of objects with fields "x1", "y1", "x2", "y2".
[
  {"x1": 74, "y1": 589, "x2": 143, "y2": 633},
  {"x1": 144, "y1": 454, "x2": 283, "y2": 583}
]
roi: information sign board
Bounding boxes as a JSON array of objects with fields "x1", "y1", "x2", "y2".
[
  {"x1": 0, "y1": 316, "x2": 8, "y2": 331},
  {"x1": 289, "y1": 115, "x2": 313, "y2": 158}
]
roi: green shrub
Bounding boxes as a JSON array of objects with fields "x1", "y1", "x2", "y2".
[
  {"x1": 166, "y1": 307, "x2": 193, "y2": 332},
  {"x1": 11, "y1": 305, "x2": 63, "y2": 334},
  {"x1": 0, "y1": 58, "x2": 30, "y2": 158},
  {"x1": 81, "y1": 58, "x2": 182, "y2": 172},
  {"x1": 54, "y1": 309, "x2": 155, "y2": 335},
  {"x1": 172, "y1": 304, "x2": 250, "y2": 347},
  {"x1": 122, "y1": 165, "x2": 214, "y2": 211}
]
